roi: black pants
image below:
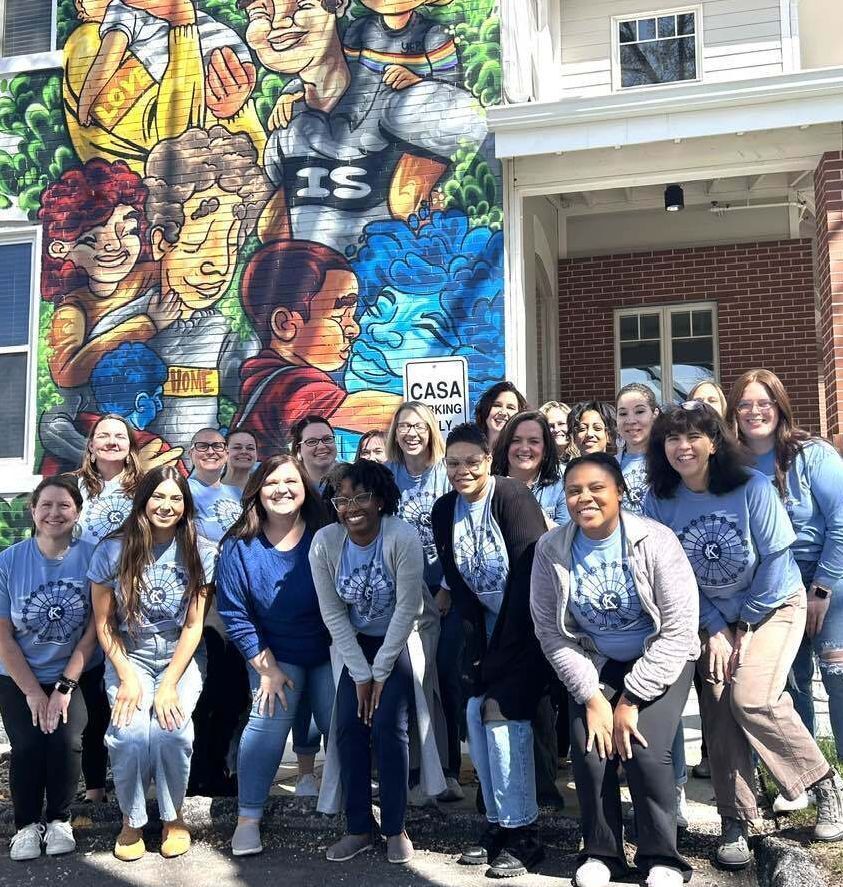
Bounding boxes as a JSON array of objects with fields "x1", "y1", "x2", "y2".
[
  {"x1": 79, "y1": 663, "x2": 109, "y2": 791},
  {"x1": 569, "y1": 659, "x2": 694, "y2": 880},
  {"x1": 189, "y1": 627, "x2": 250, "y2": 794},
  {"x1": 0, "y1": 674, "x2": 87, "y2": 829}
]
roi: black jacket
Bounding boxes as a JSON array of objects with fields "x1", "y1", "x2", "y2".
[{"x1": 431, "y1": 476, "x2": 551, "y2": 720}]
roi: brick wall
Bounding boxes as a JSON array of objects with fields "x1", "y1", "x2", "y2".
[{"x1": 557, "y1": 240, "x2": 821, "y2": 431}]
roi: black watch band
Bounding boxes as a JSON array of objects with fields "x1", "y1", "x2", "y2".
[
  {"x1": 736, "y1": 620, "x2": 753, "y2": 633},
  {"x1": 813, "y1": 585, "x2": 831, "y2": 600},
  {"x1": 54, "y1": 680, "x2": 72, "y2": 695}
]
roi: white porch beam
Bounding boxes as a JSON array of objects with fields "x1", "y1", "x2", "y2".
[{"x1": 747, "y1": 175, "x2": 766, "y2": 191}]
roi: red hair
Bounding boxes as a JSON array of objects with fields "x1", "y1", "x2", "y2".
[{"x1": 38, "y1": 159, "x2": 150, "y2": 304}]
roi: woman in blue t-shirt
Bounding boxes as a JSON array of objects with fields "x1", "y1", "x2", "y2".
[
  {"x1": 644, "y1": 403, "x2": 843, "y2": 867},
  {"x1": 727, "y1": 369, "x2": 843, "y2": 794},
  {"x1": 0, "y1": 475, "x2": 100, "y2": 861},
  {"x1": 89, "y1": 466, "x2": 215, "y2": 863},
  {"x1": 215, "y1": 455, "x2": 332, "y2": 856}
]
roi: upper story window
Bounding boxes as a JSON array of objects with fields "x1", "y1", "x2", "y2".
[
  {"x1": 614, "y1": 8, "x2": 700, "y2": 90},
  {"x1": 1, "y1": 0, "x2": 54, "y2": 57}
]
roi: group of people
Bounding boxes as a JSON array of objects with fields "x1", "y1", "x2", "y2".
[{"x1": 1, "y1": 370, "x2": 842, "y2": 887}]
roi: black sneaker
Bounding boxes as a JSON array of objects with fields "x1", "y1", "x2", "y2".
[
  {"x1": 458, "y1": 824, "x2": 504, "y2": 865},
  {"x1": 487, "y1": 825, "x2": 544, "y2": 878}
]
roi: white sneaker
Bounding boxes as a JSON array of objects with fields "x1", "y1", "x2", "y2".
[
  {"x1": 9, "y1": 823, "x2": 44, "y2": 861},
  {"x1": 437, "y1": 776, "x2": 465, "y2": 802},
  {"x1": 675, "y1": 784, "x2": 689, "y2": 829},
  {"x1": 647, "y1": 865, "x2": 685, "y2": 887},
  {"x1": 44, "y1": 820, "x2": 76, "y2": 856},
  {"x1": 407, "y1": 784, "x2": 434, "y2": 807},
  {"x1": 773, "y1": 790, "x2": 813, "y2": 813},
  {"x1": 575, "y1": 857, "x2": 611, "y2": 887},
  {"x1": 294, "y1": 773, "x2": 319, "y2": 798}
]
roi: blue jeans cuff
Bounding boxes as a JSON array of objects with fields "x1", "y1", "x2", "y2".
[{"x1": 238, "y1": 806, "x2": 263, "y2": 820}]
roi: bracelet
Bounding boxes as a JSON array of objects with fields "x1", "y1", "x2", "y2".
[{"x1": 59, "y1": 674, "x2": 79, "y2": 690}]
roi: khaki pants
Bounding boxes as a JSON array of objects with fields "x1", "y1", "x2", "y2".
[{"x1": 698, "y1": 593, "x2": 830, "y2": 820}]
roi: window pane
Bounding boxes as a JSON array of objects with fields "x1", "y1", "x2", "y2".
[
  {"x1": 2, "y1": 0, "x2": 52, "y2": 56},
  {"x1": 671, "y1": 311, "x2": 691, "y2": 339},
  {"x1": 620, "y1": 36, "x2": 697, "y2": 87},
  {"x1": 640, "y1": 313, "x2": 660, "y2": 340},
  {"x1": 658, "y1": 16, "x2": 676, "y2": 38},
  {"x1": 619, "y1": 360, "x2": 662, "y2": 403},
  {"x1": 619, "y1": 21, "x2": 636, "y2": 43},
  {"x1": 638, "y1": 18, "x2": 656, "y2": 40},
  {"x1": 619, "y1": 315, "x2": 639, "y2": 341},
  {"x1": 692, "y1": 310, "x2": 712, "y2": 335},
  {"x1": 0, "y1": 354, "x2": 26, "y2": 458},
  {"x1": 677, "y1": 12, "x2": 695, "y2": 35},
  {"x1": 672, "y1": 338, "x2": 714, "y2": 401},
  {"x1": 0, "y1": 243, "x2": 32, "y2": 347}
]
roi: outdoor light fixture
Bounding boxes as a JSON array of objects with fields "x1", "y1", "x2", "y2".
[{"x1": 664, "y1": 184, "x2": 684, "y2": 212}]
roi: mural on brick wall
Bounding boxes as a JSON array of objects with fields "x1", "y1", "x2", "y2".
[{"x1": 0, "y1": 0, "x2": 504, "y2": 544}]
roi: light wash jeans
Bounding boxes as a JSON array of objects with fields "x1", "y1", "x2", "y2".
[
  {"x1": 466, "y1": 694, "x2": 538, "y2": 828},
  {"x1": 104, "y1": 630, "x2": 206, "y2": 828},
  {"x1": 237, "y1": 659, "x2": 335, "y2": 818}
]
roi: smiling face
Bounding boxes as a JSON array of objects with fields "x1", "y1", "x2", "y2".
[
  {"x1": 565, "y1": 463, "x2": 623, "y2": 539},
  {"x1": 259, "y1": 462, "x2": 306, "y2": 521},
  {"x1": 692, "y1": 383, "x2": 725, "y2": 417},
  {"x1": 190, "y1": 429, "x2": 228, "y2": 477},
  {"x1": 89, "y1": 417, "x2": 131, "y2": 469},
  {"x1": 243, "y1": 0, "x2": 338, "y2": 75},
  {"x1": 573, "y1": 410, "x2": 609, "y2": 454},
  {"x1": 616, "y1": 392, "x2": 657, "y2": 453},
  {"x1": 144, "y1": 478, "x2": 186, "y2": 533},
  {"x1": 359, "y1": 434, "x2": 387, "y2": 463},
  {"x1": 227, "y1": 432, "x2": 258, "y2": 471},
  {"x1": 396, "y1": 408, "x2": 430, "y2": 461},
  {"x1": 507, "y1": 419, "x2": 545, "y2": 480},
  {"x1": 32, "y1": 485, "x2": 80, "y2": 541},
  {"x1": 544, "y1": 407, "x2": 569, "y2": 451},
  {"x1": 154, "y1": 185, "x2": 245, "y2": 310},
  {"x1": 736, "y1": 381, "x2": 779, "y2": 448},
  {"x1": 445, "y1": 441, "x2": 491, "y2": 502},
  {"x1": 486, "y1": 391, "x2": 520, "y2": 438},
  {"x1": 334, "y1": 477, "x2": 382, "y2": 544},
  {"x1": 664, "y1": 428, "x2": 716, "y2": 491},
  {"x1": 297, "y1": 421, "x2": 337, "y2": 479},
  {"x1": 48, "y1": 204, "x2": 142, "y2": 291}
]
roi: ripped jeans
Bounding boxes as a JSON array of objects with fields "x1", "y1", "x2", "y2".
[{"x1": 789, "y1": 562, "x2": 843, "y2": 760}]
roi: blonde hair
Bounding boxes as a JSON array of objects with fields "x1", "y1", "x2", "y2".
[
  {"x1": 688, "y1": 380, "x2": 727, "y2": 418},
  {"x1": 386, "y1": 401, "x2": 446, "y2": 466}
]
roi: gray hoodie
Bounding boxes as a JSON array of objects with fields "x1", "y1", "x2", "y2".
[{"x1": 530, "y1": 510, "x2": 700, "y2": 705}]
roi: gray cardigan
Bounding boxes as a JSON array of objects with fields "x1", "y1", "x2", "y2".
[
  {"x1": 309, "y1": 516, "x2": 425, "y2": 684},
  {"x1": 530, "y1": 510, "x2": 700, "y2": 705}
]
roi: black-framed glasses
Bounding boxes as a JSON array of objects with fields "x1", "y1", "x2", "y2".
[
  {"x1": 192, "y1": 441, "x2": 226, "y2": 453},
  {"x1": 303, "y1": 434, "x2": 336, "y2": 449},
  {"x1": 330, "y1": 492, "x2": 373, "y2": 510}
]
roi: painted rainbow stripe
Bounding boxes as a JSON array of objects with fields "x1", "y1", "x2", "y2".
[{"x1": 344, "y1": 39, "x2": 458, "y2": 75}]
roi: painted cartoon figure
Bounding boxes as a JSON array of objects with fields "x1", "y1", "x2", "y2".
[
  {"x1": 231, "y1": 239, "x2": 402, "y2": 459},
  {"x1": 64, "y1": 0, "x2": 265, "y2": 173},
  {"x1": 90, "y1": 342, "x2": 167, "y2": 431},
  {"x1": 243, "y1": 0, "x2": 486, "y2": 254}
]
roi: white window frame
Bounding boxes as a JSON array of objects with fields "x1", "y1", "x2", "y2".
[
  {"x1": 0, "y1": 225, "x2": 43, "y2": 494},
  {"x1": 610, "y1": 5, "x2": 704, "y2": 93},
  {"x1": 614, "y1": 301, "x2": 719, "y2": 403},
  {"x1": 0, "y1": 0, "x2": 60, "y2": 75}
]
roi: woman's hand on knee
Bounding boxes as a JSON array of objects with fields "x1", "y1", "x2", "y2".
[
  {"x1": 706, "y1": 629, "x2": 735, "y2": 685},
  {"x1": 43, "y1": 688, "x2": 71, "y2": 734},
  {"x1": 154, "y1": 680, "x2": 185, "y2": 732},
  {"x1": 256, "y1": 665, "x2": 294, "y2": 718},
  {"x1": 613, "y1": 696, "x2": 648, "y2": 762},
  {"x1": 355, "y1": 679, "x2": 372, "y2": 723},
  {"x1": 585, "y1": 691, "x2": 615, "y2": 760},
  {"x1": 25, "y1": 687, "x2": 49, "y2": 731},
  {"x1": 112, "y1": 670, "x2": 143, "y2": 728},
  {"x1": 366, "y1": 680, "x2": 385, "y2": 727}
]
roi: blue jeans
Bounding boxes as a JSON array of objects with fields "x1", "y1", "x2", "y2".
[
  {"x1": 789, "y1": 562, "x2": 843, "y2": 759},
  {"x1": 291, "y1": 691, "x2": 322, "y2": 757},
  {"x1": 104, "y1": 631, "x2": 206, "y2": 828},
  {"x1": 672, "y1": 722, "x2": 687, "y2": 786},
  {"x1": 466, "y1": 694, "x2": 538, "y2": 828},
  {"x1": 237, "y1": 659, "x2": 334, "y2": 818}
]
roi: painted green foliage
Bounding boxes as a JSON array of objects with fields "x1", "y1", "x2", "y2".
[{"x1": 0, "y1": 495, "x2": 31, "y2": 550}]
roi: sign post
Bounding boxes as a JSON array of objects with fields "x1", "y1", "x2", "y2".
[{"x1": 403, "y1": 357, "x2": 469, "y2": 434}]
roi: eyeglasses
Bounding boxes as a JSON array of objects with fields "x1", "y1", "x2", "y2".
[
  {"x1": 736, "y1": 399, "x2": 776, "y2": 415},
  {"x1": 330, "y1": 492, "x2": 373, "y2": 510},
  {"x1": 303, "y1": 435, "x2": 336, "y2": 449},
  {"x1": 445, "y1": 457, "x2": 488, "y2": 471},
  {"x1": 397, "y1": 421, "x2": 428, "y2": 435},
  {"x1": 192, "y1": 441, "x2": 226, "y2": 453}
]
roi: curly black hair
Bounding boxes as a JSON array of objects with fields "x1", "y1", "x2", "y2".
[
  {"x1": 491, "y1": 411, "x2": 560, "y2": 485},
  {"x1": 445, "y1": 422, "x2": 491, "y2": 454},
  {"x1": 323, "y1": 460, "x2": 400, "y2": 523},
  {"x1": 563, "y1": 452, "x2": 627, "y2": 495},
  {"x1": 647, "y1": 403, "x2": 751, "y2": 499}
]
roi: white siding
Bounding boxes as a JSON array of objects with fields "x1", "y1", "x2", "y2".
[{"x1": 560, "y1": 0, "x2": 784, "y2": 96}]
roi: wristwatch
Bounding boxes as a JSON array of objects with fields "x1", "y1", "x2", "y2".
[
  {"x1": 813, "y1": 585, "x2": 832, "y2": 600},
  {"x1": 736, "y1": 620, "x2": 753, "y2": 633},
  {"x1": 54, "y1": 679, "x2": 73, "y2": 695}
]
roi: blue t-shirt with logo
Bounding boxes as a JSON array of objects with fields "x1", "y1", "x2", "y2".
[
  {"x1": 78, "y1": 476, "x2": 133, "y2": 544},
  {"x1": 386, "y1": 459, "x2": 450, "y2": 587},
  {"x1": 336, "y1": 530, "x2": 396, "y2": 637},
  {"x1": 618, "y1": 451, "x2": 649, "y2": 516},
  {"x1": 532, "y1": 478, "x2": 570, "y2": 525},
  {"x1": 754, "y1": 441, "x2": 843, "y2": 587},
  {"x1": 567, "y1": 524, "x2": 654, "y2": 662},
  {"x1": 88, "y1": 536, "x2": 217, "y2": 635},
  {"x1": 644, "y1": 470, "x2": 800, "y2": 632},
  {"x1": 0, "y1": 538, "x2": 99, "y2": 683},
  {"x1": 188, "y1": 477, "x2": 242, "y2": 544}
]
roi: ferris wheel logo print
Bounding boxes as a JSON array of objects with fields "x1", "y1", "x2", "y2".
[
  {"x1": 341, "y1": 564, "x2": 395, "y2": 623},
  {"x1": 140, "y1": 563, "x2": 189, "y2": 625},
  {"x1": 22, "y1": 579, "x2": 89, "y2": 645},
  {"x1": 85, "y1": 493, "x2": 131, "y2": 540},
  {"x1": 677, "y1": 514, "x2": 749, "y2": 587},
  {"x1": 622, "y1": 462, "x2": 648, "y2": 515},
  {"x1": 213, "y1": 497, "x2": 241, "y2": 532},
  {"x1": 399, "y1": 490, "x2": 436, "y2": 556},
  {"x1": 455, "y1": 529, "x2": 506, "y2": 598},
  {"x1": 573, "y1": 561, "x2": 644, "y2": 631}
]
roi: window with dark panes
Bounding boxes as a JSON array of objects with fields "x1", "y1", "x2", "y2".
[
  {"x1": 1, "y1": 0, "x2": 53, "y2": 57},
  {"x1": 0, "y1": 241, "x2": 33, "y2": 459},
  {"x1": 617, "y1": 10, "x2": 698, "y2": 89},
  {"x1": 617, "y1": 304, "x2": 717, "y2": 404}
]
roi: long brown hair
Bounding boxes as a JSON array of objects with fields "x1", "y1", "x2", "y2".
[
  {"x1": 725, "y1": 369, "x2": 812, "y2": 499},
  {"x1": 223, "y1": 455, "x2": 327, "y2": 543},
  {"x1": 110, "y1": 466, "x2": 205, "y2": 635},
  {"x1": 78, "y1": 414, "x2": 142, "y2": 498}
]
